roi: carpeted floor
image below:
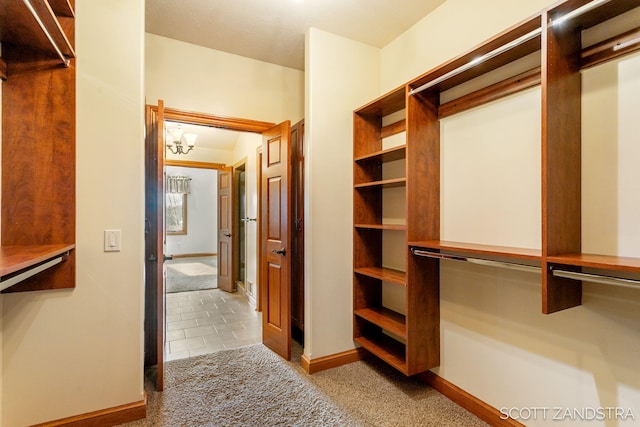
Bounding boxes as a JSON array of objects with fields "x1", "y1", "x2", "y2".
[
  {"x1": 166, "y1": 256, "x2": 217, "y2": 293},
  {"x1": 120, "y1": 343, "x2": 488, "y2": 427}
]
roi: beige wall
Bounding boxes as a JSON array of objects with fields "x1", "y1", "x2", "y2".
[
  {"x1": 303, "y1": 28, "x2": 380, "y2": 358},
  {"x1": 1, "y1": 1, "x2": 146, "y2": 425},
  {"x1": 145, "y1": 34, "x2": 304, "y2": 125}
]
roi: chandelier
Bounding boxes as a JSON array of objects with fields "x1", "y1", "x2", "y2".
[{"x1": 166, "y1": 126, "x2": 197, "y2": 155}]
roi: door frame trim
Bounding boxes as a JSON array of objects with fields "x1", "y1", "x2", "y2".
[{"x1": 146, "y1": 105, "x2": 274, "y2": 386}]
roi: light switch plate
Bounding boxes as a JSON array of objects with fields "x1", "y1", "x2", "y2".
[{"x1": 104, "y1": 229, "x2": 121, "y2": 252}]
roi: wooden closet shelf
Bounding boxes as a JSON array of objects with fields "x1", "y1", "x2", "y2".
[
  {"x1": 354, "y1": 335, "x2": 407, "y2": 374},
  {"x1": 409, "y1": 240, "x2": 541, "y2": 261},
  {"x1": 355, "y1": 85, "x2": 406, "y2": 117},
  {"x1": 355, "y1": 307, "x2": 406, "y2": 338},
  {"x1": 546, "y1": 253, "x2": 640, "y2": 273},
  {"x1": 354, "y1": 178, "x2": 406, "y2": 189},
  {"x1": 355, "y1": 224, "x2": 406, "y2": 231},
  {"x1": 0, "y1": 244, "x2": 75, "y2": 278},
  {"x1": 355, "y1": 145, "x2": 406, "y2": 163},
  {"x1": 2, "y1": 0, "x2": 76, "y2": 63},
  {"x1": 354, "y1": 266, "x2": 406, "y2": 285},
  {"x1": 49, "y1": 0, "x2": 75, "y2": 17}
]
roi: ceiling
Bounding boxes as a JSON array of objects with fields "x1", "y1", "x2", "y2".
[{"x1": 146, "y1": 0, "x2": 447, "y2": 71}]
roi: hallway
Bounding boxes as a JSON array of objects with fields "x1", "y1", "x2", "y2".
[{"x1": 165, "y1": 289, "x2": 262, "y2": 361}]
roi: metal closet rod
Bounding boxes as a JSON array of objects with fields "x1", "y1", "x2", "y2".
[
  {"x1": 551, "y1": 269, "x2": 640, "y2": 290},
  {"x1": 410, "y1": 0, "x2": 617, "y2": 97},
  {"x1": 550, "y1": 0, "x2": 613, "y2": 27},
  {"x1": 23, "y1": 0, "x2": 71, "y2": 68},
  {"x1": 411, "y1": 248, "x2": 541, "y2": 274},
  {"x1": 409, "y1": 27, "x2": 542, "y2": 96},
  {"x1": 0, "y1": 251, "x2": 70, "y2": 292}
]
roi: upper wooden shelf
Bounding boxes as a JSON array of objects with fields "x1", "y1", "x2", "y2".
[
  {"x1": 355, "y1": 85, "x2": 406, "y2": 117},
  {"x1": 547, "y1": 0, "x2": 640, "y2": 31},
  {"x1": 49, "y1": 0, "x2": 74, "y2": 17},
  {"x1": 1, "y1": 0, "x2": 76, "y2": 63},
  {"x1": 546, "y1": 253, "x2": 640, "y2": 273},
  {"x1": 0, "y1": 244, "x2": 75, "y2": 278},
  {"x1": 355, "y1": 145, "x2": 406, "y2": 163},
  {"x1": 409, "y1": 240, "x2": 542, "y2": 262},
  {"x1": 409, "y1": 14, "x2": 542, "y2": 94}
]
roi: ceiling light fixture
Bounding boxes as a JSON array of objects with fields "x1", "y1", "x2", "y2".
[{"x1": 166, "y1": 126, "x2": 197, "y2": 155}]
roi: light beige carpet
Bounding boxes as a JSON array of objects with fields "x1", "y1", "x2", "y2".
[{"x1": 121, "y1": 343, "x2": 488, "y2": 426}]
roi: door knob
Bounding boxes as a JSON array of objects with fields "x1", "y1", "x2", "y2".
[
  {"x1": 164, "y1": 254, "x2": 173, "y2": 262},
  {"x1": 271, "y1": 248, "x2": 287, "y2": 256},
  {"x1": 224, "y1": 233, "x2": 232, "y2": 238}
]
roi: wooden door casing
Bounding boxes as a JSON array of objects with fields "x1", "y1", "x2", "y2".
[
  {"x1": 144, "y1": 100, "x2": 166, "y2": 391},
  {"x1": 218, "y1": 166, "x2": 235, "y2": 293},
  {"x1": 290, "y1": 120, "x2": 304, "y2": 334},
  {"x1": 261, "y1": 121, "x2": 292, "y2": 360}
]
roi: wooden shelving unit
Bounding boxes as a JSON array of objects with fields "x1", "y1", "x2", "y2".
[
  {"x1": 353, "y1": 85, "x2": 440, "y2": 376},
  {"x1": 353, "y1": 0, "x2": 640, "y2": 375},
  {"x1": 1, "y1": 0, "x2": 76, "y2": 293}
]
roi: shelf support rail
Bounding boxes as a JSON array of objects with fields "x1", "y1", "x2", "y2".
[
  {"x1": 23, "y1": 0, "x2": 71, "y2": 68},
  {"x1": 551, "y1": 268, "x2": 640, "y2": 290},
  {"x1": 409, "y1": 27, "x2": 542, "y2": 96},
  {"x1": 0, "y1": 251, "x2": 70, "y2": 292},
  {"x1": 411, "y1": 248, "x2": 541, "y2": 274}
]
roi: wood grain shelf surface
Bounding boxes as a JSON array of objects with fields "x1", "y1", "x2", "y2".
[
  {"x1": 355, "y1": 85, "x2": 405, "y2": 117},
  {"x1": 354, "y1": 177, "x2": 406, "y2": 189},
  {"x1": 354, "y1": 224, "x2": 406, "y2": 231},
  {"x1": 355, "y1": 307, "x2": 406, "y2": 338},
  {"x1": 0, "y1": 244, "x2": 75, "y2": 277},
  {"x1": 354, "y1": 266, "x2": 406, "y2": 285},
  {"x1": 49, "y1": 0, "x2": 75, "y2": 17},
  {"x1": 2, "y1": 0, "x2": 75, "y2": 59},
  {"x1": 546, "y1": 253, "x2": 640, "y2": 273},
  {"x1": 354, "y1": 145, "x2": 406, "y2": 163},
  {"x1": 409, "y1": 240, "x2": 541, "y2": 261},
  {"x1": 354, "y1": 335, "x2": 407, "y2": 374}
]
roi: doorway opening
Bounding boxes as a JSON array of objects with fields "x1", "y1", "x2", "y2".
[
  {"x1": 144, "y1": 104, "x2": 304, "y2": 390},
  {"x1": 163, "y1": 130, "x2": 261, "y2": 362}
]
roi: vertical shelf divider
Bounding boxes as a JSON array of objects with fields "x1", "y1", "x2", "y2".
[{"x1": 541, "y1": 9, "x2": 583, "y2": 313}]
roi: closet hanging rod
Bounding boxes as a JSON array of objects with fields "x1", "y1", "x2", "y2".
[
  {"x1": 551, "y1": 269, "x2": 640, "y2": 290},
  {"x1": 613, "y1": 36, "x2": 640, "y2": 51},
  {"x1": 411, "y1": 248, "x2": 541, "y2": 274},
  {"x1": 0, "y1": 251, "x2": 69, "y2": 292},
  {"x1": 550, "y1": 0, "x2": 613, "y2": 27},
  {"x1": 23, "y1": 0, "x2": 71, "y2": 68},
  {"x1": 409, "y1": 27, "x2": 541, "y2": 96}
]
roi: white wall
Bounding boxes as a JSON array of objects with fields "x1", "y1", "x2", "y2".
[
  {"x1": 304, "y1": 28, "x2": 380, "y2": 359},
  {"x1": 146, "y1": 34, "x2": 304, "y2": 124},
  {"x1": 1, "y1": 1, "x2": 145, "y2": 425},
  {"x1": 166, "y1": 166, "x2": 218, "y2": 256}
]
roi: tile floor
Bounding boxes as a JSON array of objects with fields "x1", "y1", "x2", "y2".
[{"x1": 165, "y1": 288, "x2": 262, "y2": 361}]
